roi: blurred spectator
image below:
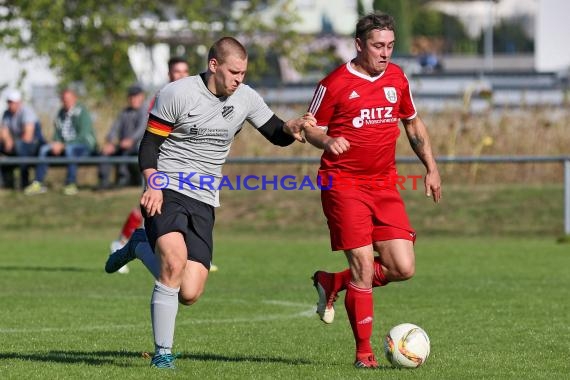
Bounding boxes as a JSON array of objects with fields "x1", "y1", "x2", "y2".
[
  {"x1": 167, "y1": 56, "x2": 190, "y2": 82},
  {"x1": 0, "y1": 89, "x2": 45, "y2": 189},
  {"x1": 24, "y1": 88, "x2": 96, "y2": 196},
  {"x1": 419, "y1": 52, "x2": 442, "y2": 73},
  {"x1": 98, "y1": 84, "x2": 147, "y2": 189}
]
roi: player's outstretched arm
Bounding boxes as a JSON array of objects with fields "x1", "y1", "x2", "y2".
[
  {"x1": 402, "y1": 116, "x2": 442, "y2": 203},
  {"x1": 283, "y1": 112, "x2": 317, "y2": 143},
  {"x1": 257, "y1": 112, "x2": 316, "y2": 146}
]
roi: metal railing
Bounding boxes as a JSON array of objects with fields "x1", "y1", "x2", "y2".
[{"x1": 1, "y1": 155, "x2": 569, "y2": 234}]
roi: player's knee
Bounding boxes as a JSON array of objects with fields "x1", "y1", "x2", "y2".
[
  {"x1": 178, "y1": 292, "x2": 201, "y2": 306},
  {"x1": 178, "y1": 295, "x2": 198, "y2": 306},
  {"x1": 178, "y1": 288, "x2": 204, "y2": 306},
  {"x1": 397, "y1": 264, "x2": 415, "y2": 280},
  {"x1": 162, "y1": 260, "x2": 186, "y2": 279}
]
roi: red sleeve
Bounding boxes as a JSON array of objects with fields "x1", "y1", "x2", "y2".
[
  {"x1": 308, "y1": 83, "x2": 336, "y2": 129},
  {"x1": 399, "y1": 73, "x2": 417, "y2": 120}
]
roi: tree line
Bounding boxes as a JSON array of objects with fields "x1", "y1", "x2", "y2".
[{"x1": 0, "y1": 0, "x2": 533, "y2": 102}]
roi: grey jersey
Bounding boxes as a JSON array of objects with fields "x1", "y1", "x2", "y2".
[
  {"x1": 2, "y1": 105, "x2": 38, "y2": 140},
  {"x1": 150, "y1": 74, "x2": 274, "y2": 207},
  {"x1": 105, "y1": 103, "x2": 148, "y2": 146}
]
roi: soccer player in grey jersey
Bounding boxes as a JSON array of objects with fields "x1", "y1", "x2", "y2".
[{"x1": 105, "y1": 36, "x2": 315, "y2": 369}]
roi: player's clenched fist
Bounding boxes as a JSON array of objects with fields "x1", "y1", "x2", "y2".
[{"x1": 323, "y1": 136, "x2": 350, "y2": 155}]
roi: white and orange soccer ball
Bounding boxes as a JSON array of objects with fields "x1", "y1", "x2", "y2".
[{"x1": 383, "y1": 323, "x2": 430, "y2": 368}]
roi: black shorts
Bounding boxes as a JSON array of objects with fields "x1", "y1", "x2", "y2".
[{"x1": 142, "y1": 189, "x2": 215, "y2": 270}]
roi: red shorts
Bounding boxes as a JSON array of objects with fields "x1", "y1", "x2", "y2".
[{"x1": 320, "y1": 177, "x2": 416, "y2": 251}]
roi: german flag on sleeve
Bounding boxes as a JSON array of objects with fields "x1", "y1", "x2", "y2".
[{"x1": 147, "y1": 113, "x2": 174, "y2": 137}]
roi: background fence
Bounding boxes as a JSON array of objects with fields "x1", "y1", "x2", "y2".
[{"x1": 1, "y1": 154, "x2": 569, "y2": 235}]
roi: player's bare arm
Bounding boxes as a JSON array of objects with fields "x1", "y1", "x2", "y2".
[
  {"x1": 283, "y1": 112, "x2": 317, "y2": 143},
  {"x1": 402, "y1": 116, "x2": 442, "y2": 203},
  {"x1": 305, "y1": 125, "x2": 350, "y2": 155}
]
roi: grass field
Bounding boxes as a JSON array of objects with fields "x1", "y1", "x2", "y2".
[
  {"x1": 1, "y1": 230, "x2": 569, "y2": 379},
  {"x1": 0, "y1": 185, "x2": 569, "y2": 379}
]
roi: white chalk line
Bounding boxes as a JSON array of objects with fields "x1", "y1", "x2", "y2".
[{"x1": 0, "y1": 299, "x2": 316, "y2": 334}]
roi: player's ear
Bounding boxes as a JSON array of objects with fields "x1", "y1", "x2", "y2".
[
  {"x1": 208, "y1": 58, "x2": 218, "y2": 73},
  {"x1": 355, "y1": 37, "x2": 364, "y2": 53}
]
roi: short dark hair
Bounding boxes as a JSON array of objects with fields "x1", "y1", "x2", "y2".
[
  {"x1": 355, "y1": 12, "x2": 396, "y2": 41},
  {"x1": 168, "y1": 56, "x2": 188, "y2": 71},
  {"x1": 61, "y1": 87, "x2": 76, "y2": 96},
  {"x1": 208, "y1": 37, "x2": 247, "y2": 64}
]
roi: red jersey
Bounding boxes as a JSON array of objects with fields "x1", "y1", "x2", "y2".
[{"x1": 308, "y1": 62, "x2": 417, "y2": 177}]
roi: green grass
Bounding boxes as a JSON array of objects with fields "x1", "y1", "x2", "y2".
[
  {"x1": 1, "y1": 228, "x2": 569, "y2": 379},
  {"x1": 0, "y1": 182, "x2": 565, "y2": 237},
  {"x1": 0, "y1": 183, "x2": 568, "y2": 378}
]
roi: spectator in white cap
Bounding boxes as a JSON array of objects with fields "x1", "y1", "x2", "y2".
[{"x1": 0, "y1": 89, "x2": 45, "y2": 189}]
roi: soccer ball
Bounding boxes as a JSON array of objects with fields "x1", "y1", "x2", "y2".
[{"x1": 384, "y1": 323, "x2": 430, "y2": 368}]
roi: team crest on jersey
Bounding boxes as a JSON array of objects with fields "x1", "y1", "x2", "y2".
[
  {"x1": 383, "y1": 87, "x2": 397, "y2": 104},
  {"x1": 222, "y1": 106, "x2": 234, "y2": 120}
]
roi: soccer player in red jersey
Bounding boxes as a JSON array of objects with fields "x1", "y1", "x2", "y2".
[{"x1": 305, "y1": 12, "x2": 442, "y2": 369}]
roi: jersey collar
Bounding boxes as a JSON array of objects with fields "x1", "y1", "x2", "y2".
[{"x1": 346, "y1": 61, "x2": 387, "y2": 82}]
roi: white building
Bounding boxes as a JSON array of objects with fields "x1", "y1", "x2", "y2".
[
  {"x1": 275, "y1": 0, "x2": 373, "y2": 35},
  {"x1": 0, "y1": 50, "x2": 58, "y2": 111},
  {"x1": 534, "y1": 0, "x2": 570, "y2": 72},
  {"x1": 430, "y1": 0, "x2": 537, "y2": 39}
]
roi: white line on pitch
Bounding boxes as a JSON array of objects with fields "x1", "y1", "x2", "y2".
[{"x1": 0, "y1": 301, "x2": 315, "y2": 334}]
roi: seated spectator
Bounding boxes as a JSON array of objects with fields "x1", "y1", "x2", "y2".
[
  {"x1": 419, "y1": 52, "x2": 442, "y2": 73},
  {"x1": 98, "y1": 84, "x2": 147, "y2": 189},
  {"x1": 0, "y1": 114, "x2": 14, "y2": 189},
  {"x1": 0, "y1": 89, "x2": 45, "y2": 189},
  {"x1": 24, "y1": 88, "x2": 96, "y2": 196}
]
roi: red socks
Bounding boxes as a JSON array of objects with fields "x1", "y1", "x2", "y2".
[
  {"x1": 372, "y1": 256, "x2": 388, "y2": 286},
  {"x1": 336, "y1": 258, "x2": 388, "y2": 358},
  {"x1": 345, "y1": 282, "x2": 374, "y2": 355},
  {"x1": 331, "y1": 269, "x2": 351, "y2": 293},
  {"x1": 331, "y1": 257, "x2": 388, "y2": 293},
  {"x1": 120, "y1": 208, "x2": 143, "y2": 241}
]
